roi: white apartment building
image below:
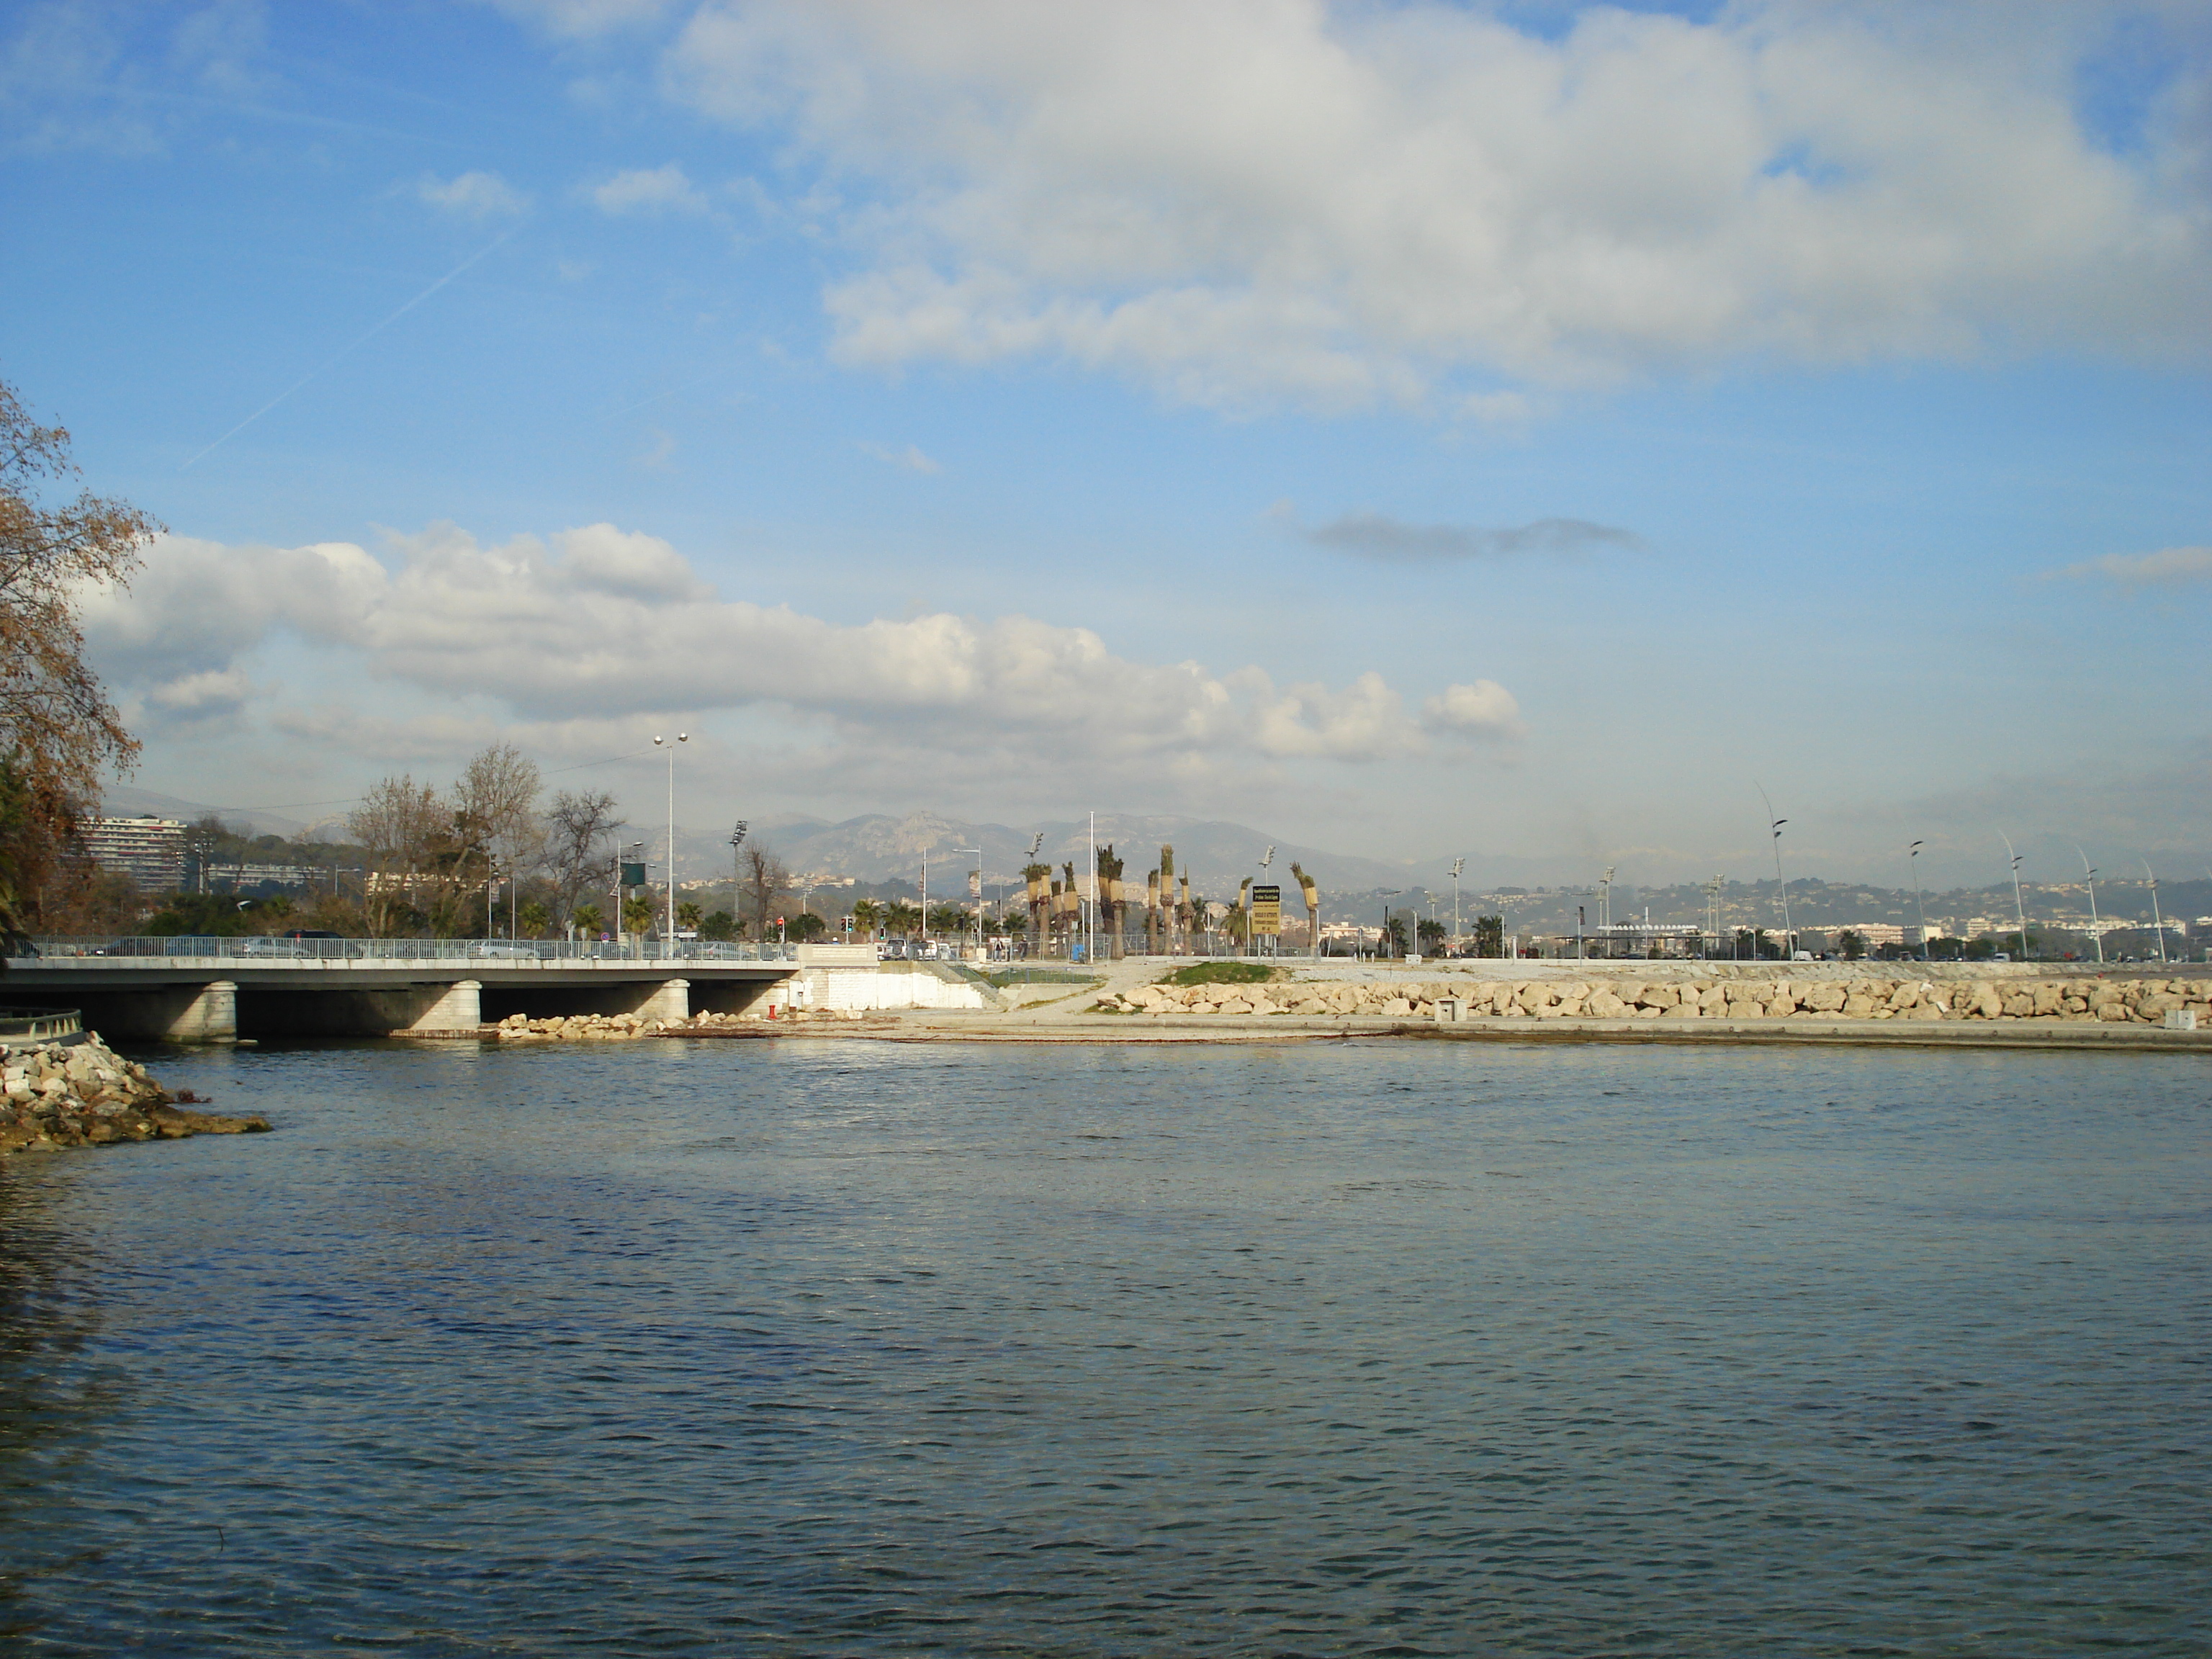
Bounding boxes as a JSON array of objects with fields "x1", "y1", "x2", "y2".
[{"x1": 84, "y1": 816, "x2": 186, "y2": 891}]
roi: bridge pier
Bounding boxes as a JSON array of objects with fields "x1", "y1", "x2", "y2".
[
  {"x1": 637, "y1": 979, "x2": 688, "y2": 1023},
  {"x1": 164, "y1": 980, "x2": 238, "y2": 1044},
  {"x1": 398, "y1": 979, "x2": 481, "y2": 1034}
]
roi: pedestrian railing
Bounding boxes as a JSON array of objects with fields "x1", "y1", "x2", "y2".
[
  {"x1": 0, "y1": 1007, "x2": 81, "y2": 1041},
  {"x1": 23, "y1": 938, "x2": 799, "y2": 966}
]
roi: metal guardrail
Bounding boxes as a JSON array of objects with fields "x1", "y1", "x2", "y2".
[
  {"x1": 0, "y1": 1007, "x2": 82, "y2": 1041},
  {"x1": 23, "y1": 937, "x2": 799, "y2": 966}
]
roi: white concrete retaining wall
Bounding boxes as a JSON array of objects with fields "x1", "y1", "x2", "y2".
[{"x1": 806, "y1": 966, "x2": 993, "y2": 1012}]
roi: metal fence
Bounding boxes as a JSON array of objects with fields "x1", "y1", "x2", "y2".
[{"x1": 24, "y1": 937, "x2": 799, "y2": 966}]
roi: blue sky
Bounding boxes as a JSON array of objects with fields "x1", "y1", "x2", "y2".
[{"x1": 5, "y1": 0, "x2": 2208, "y2": 889}]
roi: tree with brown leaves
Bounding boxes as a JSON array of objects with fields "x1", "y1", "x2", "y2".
[{"x1": 1, "y1": 380, "x2": 162, "y2": 943}]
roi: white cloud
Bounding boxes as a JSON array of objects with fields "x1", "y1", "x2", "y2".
[
  {"x1": 1422, "y1": 680, "x2": 1524, "y2": 741},
  {"x1": 84, "y1": 523, "x2": 1514, "y2": 774},
  {"x1": 418, "y1": 169, "x2": 531, "y2": 220},
  {"x1": 858, "y1": 441, "x2": 940, "y2": 474},
  {"x1": 588, "y1": 162, "x2": 709, "y2": 216},
  {"x1": 2056, "y1": 544, "x2": 2212, "y2": 585},
  {"x1": 662, "y1": 0, "x2": 2212, "y2": 409}
]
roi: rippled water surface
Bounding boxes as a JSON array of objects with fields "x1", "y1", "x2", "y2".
[{"x1": 1, "y1": 1038, "x2": 2206, "y2": 1655}]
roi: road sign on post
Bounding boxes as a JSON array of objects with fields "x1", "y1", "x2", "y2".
[
  {"x1": 1251, "y1": 884, "x2": 1282, "y2": 937},
  {"x1": 621, "y1": 861, "x2": 647, "y2": 888}
]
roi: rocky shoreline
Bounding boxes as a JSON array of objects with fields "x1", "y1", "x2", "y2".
[
  {"x1": 1101, "y1": 974, "x2": 2210, "y2": 1026},
  {"x1": 1, "y1": 1032, "x2": 269, "y2": 1155}
]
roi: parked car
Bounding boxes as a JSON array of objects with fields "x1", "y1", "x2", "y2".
[
  {"x1": 467, "y1": 940, "x2": 541, "y2": 959},
  {"x1": 235, "y1": 936, "x2": 322, "y2": 958}
]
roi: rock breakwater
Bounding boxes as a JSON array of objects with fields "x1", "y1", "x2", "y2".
[
  {"x1": 493, "y1": 1011, "x2": 665, "y2": 1041},
  {"x1": 1, "y1": 1033, "x2": 269, "y2": 1154},
  {"x1": 1102, "y1": 974, "x2": 2211, "y2": 1026}
]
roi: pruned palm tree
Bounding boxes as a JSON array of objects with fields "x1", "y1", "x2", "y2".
[{"x1": 1290, "y1": 861, "x2": 1319, "y2": 955}]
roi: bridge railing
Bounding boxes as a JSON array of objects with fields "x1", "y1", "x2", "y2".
[
  {"x1": 0, "y1": 1007, "x2": 82, "y2": 1042},
  {"x1": 23, "y1": 937, "x2": 799, "y2": 966}
]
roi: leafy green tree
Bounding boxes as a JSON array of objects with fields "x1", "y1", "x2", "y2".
[
  {"x1": 788, "y1": 912, "x2": 826, "y2": 942},
  {"x1": 700, "y1": 909, "x2": 735, "y2": 943},
  {"x1": 1837, "y1": 928, "x2": 1866, "y2": 961}
]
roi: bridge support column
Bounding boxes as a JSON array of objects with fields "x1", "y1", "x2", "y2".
[
  {"x1": 638, "y1": 979, "x2": 688, "y2": 1024},
  {"x1": 164, "y1": 981, "x2": 238, "y2": 1044},
  {"x1": 403, "y1": 979, "x2": 482, "y2": 1033}
]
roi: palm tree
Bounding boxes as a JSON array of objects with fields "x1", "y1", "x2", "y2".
[
  {"x1": 518, "y1": 899, "x2": 549, "y2": 938},
  {"x1": 852, "y1": 897, "x2": 884, "y2": 938},
  {"x1": 572, "y1": 902, "x2": 603, "y2": 938},
  {"x1": 677, "y1": 900, "x2": 701, "y2": 933},
  {"x1": 886, "y1": 899, "x2": 921, "y2": 936},
  {"x1": 1290, "y1": 861, "x2": 1319, "y2": 956}
]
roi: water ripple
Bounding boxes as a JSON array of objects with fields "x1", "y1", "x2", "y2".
[{"x1": 0, "y1": 1040, "x2": 2204, "y2": 1655}]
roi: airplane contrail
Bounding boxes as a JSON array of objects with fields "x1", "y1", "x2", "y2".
[{"x1": 181, "y1": 230, "x2": 515, "y2": 470}]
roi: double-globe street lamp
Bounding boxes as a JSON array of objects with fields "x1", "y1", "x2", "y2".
[{"x1": 652, "y1": 732, "x2": 687, "y2": 943}]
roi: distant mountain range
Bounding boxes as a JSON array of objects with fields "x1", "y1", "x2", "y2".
[
  {"x1": 100, "y1": 784, "x2": 317, "y2": 839},
  {"x1": 745, "y1": 811, "x2": 1446, "y2": 893}
]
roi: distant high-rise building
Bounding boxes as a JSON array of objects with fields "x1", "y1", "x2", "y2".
[{"x1": 84, "y1": 816, "x2": 186, "y2": 891}]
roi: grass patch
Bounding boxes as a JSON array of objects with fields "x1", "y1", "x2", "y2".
[
  {"x1": 985, "y1": 968, "x2": 1100, "y2": 989},
  {"x1": 1159, "y1": 961, "x2": 1280, "y2": 988}
]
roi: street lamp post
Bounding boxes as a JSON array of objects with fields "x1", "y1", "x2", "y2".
[
  {"x1": 625, "y1": 840, "x2": 644, "y2": 951},
  {"x1": 1757, "y1": 785, "x2": 1791, "y2": 958},
  {"x1": 652, "y1": 733, "x2": 687, "y2": 940},
  {"x1": 1999, "y1": 832, "x2": 2028, "y2": 962},
  {"x1": 2144, "y1": 860, "x2": 2168, "y2": 965},
  {"x1": 1449, "y1": 857, "x2": 1465, "y2": 956},
  {"x1": 945, "y1": 846, "x2": 981, "y2": 959},
  {"x1": 729, "y1": 819, "x2": 747, "y2": 940},
  {"x1": 1910, "y1": 840, "x2": 1928, "y2": 961},
  {"x1": 2077, "y1": 847, "x2": 2103, "y2": 966}
]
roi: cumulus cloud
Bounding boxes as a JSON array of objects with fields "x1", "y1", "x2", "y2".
[
  {"x1": 588, "y1": 162, "x2": 709, "y2": 216},
  {"x1": 1422, "y1": 680, "x2": 1524, "y2": 741},
  {"x1": 2054, "y1": 544, "x2": 2212, "y2": 585},
  {"x1": 84, "y1": 523, "x2": 1518, "y2": 770},
  {"x1": 661, "y1": 1, "x2": 2212, "y2": 408},
  {"x1": 1301, "y1": 512, "x2": 1642, "y2": 563},
  {"x1": 418, "y1": 169, "x2": 531, "y2": 219},
  {"x1": 145, "y1": 667, "x2": 256, "y2": 716}
]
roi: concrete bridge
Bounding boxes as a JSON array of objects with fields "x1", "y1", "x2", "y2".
[{"x1": 4, "y1": 938, "x2": 801, "y2": 1042}]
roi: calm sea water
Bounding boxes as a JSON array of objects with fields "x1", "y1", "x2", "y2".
[{"x1": 0, "y1": 1038, "x2": 2205, "y2": 1656}]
